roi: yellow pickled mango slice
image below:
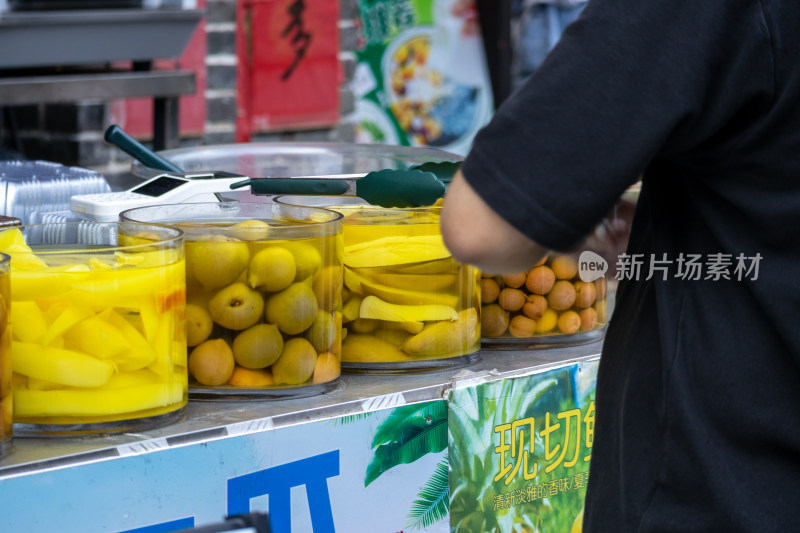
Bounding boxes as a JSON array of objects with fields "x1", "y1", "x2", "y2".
[
  {"x1": 0, "y1": 227, "x2": 27, "y2": 250},
  {"x1": 67, "y1": 316, "x2": 131, "y2": 359},
  {"x1": 341, "y1": 334, "x2": 411, "y2": 363},
  {"x1": 360, "y1": 277, "x2": 459, "y2": 307},
  {"x1": 343, "y1": 267, "x2": 367, "y2": 296},
  {"x1": 72, "y1": 263, "x2": 180, "y2": 300},
  {"x1": 14, "y1": 381, "x2": 184, "y2": 417},
  {"x1": 138, "y1": 296, "x2": 159, "y2": 342},
  {"x1": 105, "y1": 310, "x2": 157, "y2": 372},
  {"x1": 359, "y1": 295, "x2": 457, "y2": 323},
  {"x1": 26, "y1": 377, "x2": 62, "y2": 391},
  {"x1": 99, "y1": 369, "x2": 162, "y2": 389},
  {"x1": 342, "y1": 295, "x2": 363, "y2": 323},
  {"x1": 11, "y1": 271, "x2": 74, "y2": 301},
  {"x1": 42, "y1": 304, "x2": 93, "y2": 346},
  {"x1": 148, "y1": 312, "x2": 177, "y2": 377},
  {"x1": 344, "y1": 235, "x2": 451, "y2": 268},
  {"x1": 401, "y1": 308, "x2": 479, "y2": 357},
  {"x1": 370, "y1": 272, "x2": 455, "y2": 292},
  {"x1": 11, "y1": 341, "x2": 115, "y2": 387},
  {"x1": 11, "y1": 301, "x2": 48, "y2": 343},
  {"x1": 0, "y1": 228, "x2": 47, "y2": 271}
]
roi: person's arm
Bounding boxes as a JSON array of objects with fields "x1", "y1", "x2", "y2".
[{"x1": 441, "y1": 168, "x2": 548, "y2": 274}]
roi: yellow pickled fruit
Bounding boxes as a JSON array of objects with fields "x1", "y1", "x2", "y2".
[
  {"x1": 231, "y1": 219, "x2": 270, "y2": 241},
  {"x1": 285, "y1": 242, "x2": 322, "y2": 281},
  {"x1": 305, "y1": 310, "x2": 337, "y2": 353},
  {"x1": 359, "y1": 295, "x2": 458, "y2": 323},
  {"x1": 342, "y1": 333, "x2": 410, "y2": 362},
  {"x1": 497, "y1": 288, "x2": 526, "y2": 312},
  {"x1": 248, "y1": 247, "x2": 296, "y2": 292},
  {"x1": 579, "y1": 307, "x2": 598, "y2": 331},
  {"x1": 228, "y1": 366, "x2": 274, "y2": 387},
  {"x1": 312, "y1": 265, "x2": 343, "y2": 311},
  {"x1": 186, "y1": 304, "x2": 213, "y2": 347},
  {"x1": 187, "y1": 239, "x2": 250, "y2": 291},
  {"x1": 271, "y1": 337, "x2": 317, "y2": 385},
  {"x1": 522, "y1": 294, "x2": 548, "y2": 320},
  {"x1": 348, "y1": 318, "x2": 378, "y2": 333},
  {"x1": 265, "y1": 282, "x2": 319, "y2": 335},
  {"x1": 480, "y1": 303, "x2": 509, "y2": 337},
  {"x1": 547, "y1": 280, "x2": 577, "y2": 311},
  {"x1": 401, "y1": 308, "x2": 479, "y2": 357},
  {"x1": 596, "y1": 299, "x2": 609, "y2": 323},
  {"x1": 508, "y1": 315, "x2": 536, "y2": 337},
  {"x1": 373, "y1": 327, "x2": 412, "y2": 346},
  {"x1": 68, "y1": 316, "x2": 132, "y2": 359},
  {"x1": 232, "y1": 323, "x2": 284, "y2": 369},
  {"x1": 312, "y1": 351, "x2": 340, "y2": 384},
  {"x1": 535, "y1": 308, "x2": 558, "y2": 333},
  {"x1": 370, "y1": 272, "x2": 455, "y2": 292},
  {"x1": 189, "y1": 338, "x2": 235, "y2": 386},
  {"x1": 557, "y1": 310, "x2": 581, "y2": 334},
  {"x1": 574, "y1": 281, "x2": 597, "y2": 308},
  {"x1": 480, "y1": 278, "x2": 500, "y2": 304},
  {"x1": 501, "y1": 272, "x2": 527, "y2": 289},
  {"x1": 551, "y1": 255, "x2": 578, "y2": 280},
  {"x1": 11, "y1": 301, "x2": 47, "y2": 343},
  {"x1": 344, "y1": 235, "x2": 451, "y2": 268},
  {"x1": 208, "y1": 282, "x2": 265, "y2": 331},
  {"x1": 525, "y1": 265, "x2": 556, "y2": 295}
]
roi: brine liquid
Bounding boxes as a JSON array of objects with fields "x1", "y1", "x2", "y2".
[
  {"x1": 180, "y1": 220, "x2": 343, "y2": 390},
  {"x1": 9, "y1": 246, "x2": 187, "y2": 428},
  {"x1": 340, "y1": 216, "x2": 480, "y2": 365},
  {"x1": 0, "y1": 264, "x2": 11, "y2": 450}
]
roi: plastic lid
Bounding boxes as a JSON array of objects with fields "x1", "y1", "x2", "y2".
[{"x1": 130, "y1": 142, "x2": 463, "y2": 179}]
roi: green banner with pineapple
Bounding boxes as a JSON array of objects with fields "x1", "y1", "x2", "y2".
[{"x1": 448, "y1": 360, "x2": 599, "y2": 533}]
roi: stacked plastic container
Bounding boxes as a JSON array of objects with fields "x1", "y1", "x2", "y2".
[{"x1": 0, "y1": 160, "x2": 111, "y2": 224}]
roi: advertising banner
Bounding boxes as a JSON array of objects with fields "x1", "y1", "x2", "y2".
[
  {"x1": 352, "y1": 0, "x2": 494, "y2": 155},
  {"x1": 237, "y1": 0, "x2": 341, "y2": 139},
  {"x1": 448, "y1": 360, "x2": 599, "y2": 533},
  {"x1": 0, "y1": 401, "x2": 448, "y2": 533}
]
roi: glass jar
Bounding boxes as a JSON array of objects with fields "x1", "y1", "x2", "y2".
[
  {"x1": 479, "y1": 253, "x2": 609, "y2": 348},
  {"x1": 121, "y1": 202, "x2": 344, "y2": 398},
  {"x1": 0, "y1": 222, "x2": 186, "y2": 436},
  {"x1": 275, "y1": 196, "x2": 480, "y2": 372},
  {"x1": 479, "y1": 187, "x2": 638, "y2": 348},
  {"x1": 0, "y1": 254, "x2": 11, "y2": 455}
]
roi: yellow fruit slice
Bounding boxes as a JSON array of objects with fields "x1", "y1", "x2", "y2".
[
  {"x1": 341, "y1": 334, "x2": 411, "y2": 363},
  {"x1": 360, "y1": 278, "x2": 459, "y2": 307},
  {"x1": 66, "y1": 316, "x2": 132, "y2": 359},
  {"x1": 11, "y1": 301, "x2": 48, "y2": 343},
  {"x1": 401, "y1": 308, "x2": 479, "y2": 357},
  {"x1": 370, "y1": 272, "x2": 455, "y2": 291},
  {"x1": 359, "y1": 295, "x2": 457, "y2": 323},
  {"x1": 42, "y1": 304, "x2": 93, "y2": 346},
  {"x1": 11, "y1": 341, "x2": 115, "y2": 387},
  {"x1": 14, "y1": 381, "x2": 184, "y2": 417},
  {"x1": 344, "y1": 235, "x2": 451, "y2": 268}
]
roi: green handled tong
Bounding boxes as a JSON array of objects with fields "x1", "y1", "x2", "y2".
[
  {"x1": 105, "y1": 124, "x2": 461, "y2": 208},
  {"x1": 229, "y1": 161, "x2": 460, "y2": 208}
]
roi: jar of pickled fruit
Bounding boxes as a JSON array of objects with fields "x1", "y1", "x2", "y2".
[
  {"x1": 121, "y1": 202, "x2": 344, "y2": 398},
  {"x1": 0, "y1": 222, "x2": 186, "y2": 435},
  {"x1": 0, "y1": 254, "x2": 11, "y2": 454},
  {"x1": 479, "y1": 253, "x2": 609, "y2": 348},
  {"x1": 275, "y1": 196, "x2": 480, "y2": 372}
]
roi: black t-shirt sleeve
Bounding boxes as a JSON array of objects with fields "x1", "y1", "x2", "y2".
[{"x1": 462, "y1": 0, "x2": 773, "y2": 252}]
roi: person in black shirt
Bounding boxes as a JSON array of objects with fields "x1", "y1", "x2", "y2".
[{"x1": 441, "y1": 1, "x2": 800, "y2": 531}]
